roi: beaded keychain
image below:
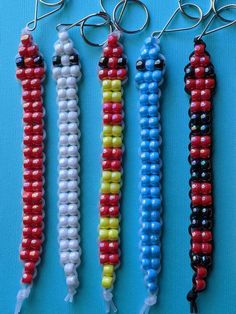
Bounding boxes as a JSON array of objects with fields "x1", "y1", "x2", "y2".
[
  {"x1": 182, "y1": 2, "x2": 236, "y2": 312},
  {"x1": 52, "y1": 28, "x2": 82, "y2": 302},
  {"x1": 14, "y1": 1, "x2": 65, "y2": 313},
  {"x1": 135, "y1": 4, "x2": 203, "y2": 314}
]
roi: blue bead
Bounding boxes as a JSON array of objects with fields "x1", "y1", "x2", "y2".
[
  {"x1": 150, "y1": 175, "x2": 160, "y2": 186},
  {"x1": 144, "y1": 71, "x2": 153, "y2": 83},
  {"x1": 150, "y1": 140, "x2": 159, "y2": 151},
  {"x1": 140, "y1": 117, "x2": 149, "y2": 128},
  {"x1": 151, "y1": 210, "x2": 161, "y2": 222},
  {"x1": 148, "y1": 105, "x2": 159, "y2": 116},
  {"x1": 145, "y1": 59, "x2": 155, "y2": 71},
  {"x1": 140, "y1": 140, "x2": 149, "y2": 152},
  {"x1": 150, "y1": 128, "x2": 160, "y2": 139},
  {"x1": 139, "y1": 82, "x2": 149, "y2": 93},
  {"x1": 151, "y1": 222, "x2": 161, "y2": 234},
  {"x1": 139, "y1": 106, "x2": 149, "y2": 117},
  {"x1": 141, "y1": 174, "x2": 150, "y2": 186},
  {"x1": 152, "y1": 198, "x2": 161, "y2": 210},
  {"x1": 151, "y1": 245, "x2": 161, "y2": 257},
  {"x1": 141, "y1": 129, "x2": 150, "y2": 140},
  {"x1": 150, "y1": 234, "x2": 160, "y2": 244},
  {"x1": 141, "y1": 48, "x2": 149, "y2": 59},
  {"x1": 135, "y1": 72, "x2": 144, "y2": 84},
  {"x1": 149, "y1": 117, "x2": 159, "y2": 128},
  {"x1": 152, "y1": 70, "x2": 162, "y2": 82},
  {"x1": 141, "y1": 210, "x2": 151, "y2": 221},
  {"x1": 141, "y1": 258, "x2": 151, "y2": 270},
  {"x1": 150, "y1": 164, "x2": 161, "y2": 174},
  {"x1": 142, "y1": 198, "x2": 152, "y2": 210},
  {"x1": 149, "y1": 46, "x2": 160, "y2": 59},
  {"x1": 147, "y1": 282, "x2": 158, "y2": 294},
  {"x1": 150, "y1": 152, "x2": 160, "y2": 163},
  {"x1": 148, "y1": 82, "x2": 159, "y2": 93},
  {"x1": 141, "y1": 152, "x2": 150, "y2": 163},
  {"x1": 149, "y1": 93, "x2": 159, "y2": 105},
  {"x1": 146, "y1": 269, "x2": 158, "y2": 282},
  {"x1": 141, "y1": 246, "x2": 151, "y2": 257},
  {"x1": 139, "y1": 94, "x2": 149, "y2": 105},
  {"x1": 142, "y1": 222, "x2": 151, "y2": 233},
  {"x1": 151, "y1": 258, "x2": 161, "y2": 270},
  {"x1": 141, "y1": 187, "x2": 150, "y2": 197},
  {"x1": 150, "y1": 187, "x2": 161, "y2": 197},
  {"x1": 141, "y1": 164, "x2": 150, "y2": 174},
  {"x1": 144, "y1": 36, "x2": 157, "y2": 47}
]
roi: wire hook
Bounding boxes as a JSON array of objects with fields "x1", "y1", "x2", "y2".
[
  {"x1": 178, "y1": 0, "x2": 214, "y2": 20},
  {"x1": 26, "y1": 0, "x2": 65, "y2": 31},
  {"x1": 212, "y1": 0, "x2": 236, "y2": 23},
  {"x1": 152, "y1": 3, "x2": 203, "y2": 39}
]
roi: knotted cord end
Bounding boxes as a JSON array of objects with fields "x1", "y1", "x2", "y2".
[
  {"x1": 103, "y1": 289, "x2": 117, "y2": 313},
  {"x1": 187, "y1": 290, "x2": 198, "y2": 313},
  {"x1": 64, "y1": 289, "x2": 76, "y2": 303},
  {"x1": 14, "y1": 286, "x2": 31, "y2": 314},
  {"x1": 140, "y1": 294, "x2": 157, "y2": 314}
]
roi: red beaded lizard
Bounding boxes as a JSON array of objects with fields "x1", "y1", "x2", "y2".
[
  {"x1": 98, "y1": 31, "x2": 127, "y2": 312},
  {"x1": 185, "y1": 38, "x2": 216, "y2": 313},
  {"x1": 15, "y1": 30, "x2": 45, "y2": 314}
]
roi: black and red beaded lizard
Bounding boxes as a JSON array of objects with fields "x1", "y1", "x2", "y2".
[
  {"x1": 15, "y1": 30, "x2": 45, "y2": 314},
  {"x1": 184, "y1": 38, "x2": 216, "y2": 313}
]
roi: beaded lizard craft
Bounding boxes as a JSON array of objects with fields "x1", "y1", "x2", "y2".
[
  {"x1": 185, "y1": 38, "x2": 215, "y2": 313},
  {"x1": 52, "y1": 30, "x2": 82, "y2": 302}
]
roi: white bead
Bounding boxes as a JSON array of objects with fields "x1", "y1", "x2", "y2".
[
  {"x1": 68, "y1": 204, "x2": 78, "y2": 215},
  {"x1": 59, "y1": 192, "x2": 68, "y2": 203},
  {"x1": 69, "y1": 239, "x2": 79, "y2": 250},
  {"x1": 59, "y1": 123, "x2": 68, "y2": 134},
  {"x1": 59, "y1": 204, "x2": 68, "y2": 215},
  {"x1": 58, "y1": 89, "x2": 67, "y2": 100},
  {"x1": 67, "y1": 145, "x2": 78, "y2": 156},
  {"x1": 59, "y1": 146, "x2": 68, "y2": 156},
  {"x1": 58, "y1": 31, "x2": 69, "y2": 42},
  {"x1": 59, "y1": 228, "x2": 68, "y2": 239},
  {"x1": 60, "y1": 239, "x2": 69, "y2": 251},
  {"x1": 64, "y1": 263, "x2": 75, "y2": 275},
  {"x1": 70, "y1": 65, "x2": 81, "y2": 77},
  {"x1": 60, "y1": 252, "x2": 70, "y2": 264},
  {"x1": 54, "y1": 43, "x2": 64, "y2": 55},
  {"x1": 67, "y1": 77, "x2": 77, "y2": 88},
  {"x1": 59, "y1": 216, "x2": 68, "y2": 227},
  {"x1": 68, "y1": 123, "x2": 78, "y2": 133},
  {"x1": 68, "y1": 192, "x2": 78, "y2": 203},
  {"x1": 68, "y1": 134, "x2": 78, "y2": 145},
  {"x1": 61, "y1": 55, "x2": 70, "y2": 66},
  {"x1": 59, "y1": 135, "x2": 68, "y2": 145},
  {"x1": 59, "y1": 158, "x2": 68, "y2": 168},
  {"x1": 64, "y1": 42, "x2": 74, "y2": 54},
  {"x1": 68, "y1": 216, "x2": 78, "y2": 227},
  {"x1": 68, "y1": 169, "x2": 78, "y2": 180},
  {"x1": 59, "y1": 169, "x2": 68, "y2": 180},
  {"x1": 58, "y1": 100, "x2": 67, "y2": 111},
  {"x1": 67, "y1": 100, "x2": 77, "y2": 110},
  {"x1": 59, "y1": 181, "x2": 68, "y2": 192},
  {"x1": 66, "y1": 275, "x2": 78, "y2": 287},
  {"x1": 68, "y1": 111, "x2": 78, "y2": 122},
  {"x1": 57, "y1": 78, "x2": 67, "y2": 89},
  {"x1": 52, "y1": 67, "x2": 62, "y2": 80},
  {"x1": 69, "y1": 251, "x2": 80, "y2": 263},
  {"x1": 67, "y1": 180, "x2": 78, "y2": 191},
  {"x1": 61, "y1": 66, "x2": 70, "y2": 77},
  {"x1": 59, "y1": 112, "x2": 68, "y2": 123},
  {"x1": 68, "y1": 157, "x2": 78, "y2": 168},
  {"x1": 68, "y1": 228, "x2": 78, "y2": 239}
]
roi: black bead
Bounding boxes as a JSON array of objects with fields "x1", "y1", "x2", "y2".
[
  {"x1": 200, "y1": 124, "x2": 210, "y2": 135},
  {"x1": 99, "y1": 56, "x2": 108, "y2": 68},
  {"x1": 191, "y1": 170, "x2": 200, "y2": 180},
  {"x1": 200, "y1": 113, "x2": 211, "y2": 124},
  {"x1": 136, "y1": 59, "x2": 145, "y2": 71},
  {"x1": 154, "y1": 58, "x2": 165, "y2": 70},
  {"x1": 191, "y1": 254, "x2": 201, "y2": 265},
  {"x1": 201, "y1": 219, "x2": 212, "y2": 229},
  {"x1": 201, "y1": 207, "x2": 212, "y2": 217},
  {"x1": 69, "y1": 54, "x2": 79, "y2": 65},
  {"x1": 190, "y1": 159, "x2": 200, "y2": 170},
  {"x1": 52, "y1": 55, "x2": 61, "y2": 66},
  {"x1": 201, "y1": 255, "x2": 212, "y2": 267},
  {"x1": 194, "y1": 37, "x2": 206, "y2": 47},
  {"x1": 190, "y1": 113, "x2": 200, "y2": 124},
  {"x1": 191, "y1": 217, "x2": 200, "y2": 228},
  {"x1": 16, "y1": 57, "x2": 25, "y2": 68},
  {"x1": 184, "y1": 65, "x2": 195, "y2": 78},
  {"x1": 200, "y1": 171, "x2": 211, "y2": 181},
  {"x1": 34, "y1": 55, "x2": 44, "y2": 66},
  {"x1": 190, "y1": 124, "x2": 200, "y2": 134},
  {"x1": 191, "y1": 207, "x2": 201, "y2": 215},
  {"x1": 200, "y1": 159, "x2": 211, "y2": 170},
  {"x1": 205, "y1": 64, "x2": 215, "y2": 77},
  {"x1": 118, "y1": 57, "x2": 127, "y2": 68}
]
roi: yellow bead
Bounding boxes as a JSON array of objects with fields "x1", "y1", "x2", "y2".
[
  {"x1": 102, "y1": 171, "x2": 111, "y2": 182},
  {"x1": 102, "y1": 276, "x2": 113, "y2": 288},
  {"x1": 112, "y1": 92, "x2": 121, "y2": 102},
  {"x1": 103, "y1": 265, "x2": 114, "y2": 277},
  {"x1": 103, "y1": 91, "x2": 112, "y2": 102},
  {"x1": 101, "y1": 182, "x2": 110, "y2": 194},
  {"x1": 111, "y1": 171, "x2": 121, "y2": 183},
  {"x1": 109, "y1": 218, "x2": 119, "y2": 229},
  {"x1": 112, "y1": 125, "x2": 122, "y2": 137},
  {"x1": 112, "y1": 137, "x2": 122, "y2": 148},
  {"x1": 102, "y1": 80, "x2": 112, "y2": 91},
  {"x1": 100, "y1": 217, "x2": 110, "y2": 229},
  {"x1": 108, "y1": 229, "x2": 119, "y2": 240},
  {"x1": 99, "y1": 229, "x2": 109, "y2": 241},
  {"x1": 103, "y1": 125, "x2": 112, "y2": 136},
  {"x1": 103, "y1": 137, "x2": 112, "y2": 148},
  {"x1": 112, "y1": 80, "x2": 121, "y2": 91},
  {"x1": 110, "y1": 183, "x2": 120, "y2": 194}
]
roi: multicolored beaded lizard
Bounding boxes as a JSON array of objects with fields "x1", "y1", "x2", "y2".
[
  {"x1": 15, "y1": 30, "x2": 46, "y2": 314},
  {"x1": 98, "y1": 31, "x2": 127, "y2": 312},
  {"x1": 52, "y1": 30, "x2": 82, "y2": 302},
  {"x1": 135, "y1": 36, "x2": 165, "y2": 314},
  {"x1": 185, "y1": 38, "x2": 215, "y2": 313}
]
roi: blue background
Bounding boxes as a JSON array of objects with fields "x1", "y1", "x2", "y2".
[{"x1": 0, "y1": 1, "x2": 236, "y2": 313}]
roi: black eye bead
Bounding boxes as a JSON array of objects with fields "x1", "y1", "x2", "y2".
[
  {"x1": 200, "y1": 159, "x2": 211, "y2": 170},
  {"x1": 16, "y1": 57, "x2": 25, "y2": 68},
  {"x1": 191, "y1": 254, "x2": 201, "y2": 265},
  {"x1": 200, "y1": 171, "x2": 211, "y2": 181},
  {"x1": 201, "y1": 218, "x2": 212, "y2": 229},
  {"x1": 118, "y1": 57, "x2": 127, "y2": 67},
  {"x1": 190, "y1": 113, "x2": 200, "y2": 124},
  {"x1": 201, "y1": 207, "x2": 212, "y2": 217},
  {"x1": 99, "y1": 56, "x2": 108, "y2": 68},
  {"x1": 69, "y1": 54, "x2": 79, "y2": 65},
  {"x1": 200, "y1": 113, "x2": 211, "y2": 124},
  {"x1": 154, "y1": 58, "x2": 165, "y2": 70},
  {"x1": 191, "y1": 207, "x2": 201, "y2": 215},
  {"x1": 191, "y1": 170, "x2": 200, "y2": 180},
  {"x1": 201, "y1": 255, "x2": 212, "y2": 267},
  {"x1": 136, "y1": 59, "x2": 145, "y2": 71},
  {"x1": 185, "y1": 65, "x2": 195, "y2": 78},
  {"x1": 34, "y1": 55, "x2": 44, "y2": 66},
  {"x1": 190, "y1": 159, "x2": 200, "y2": 170},
  {"x1": 200, "y1": 124, "x2": 210, "y2": 135},
  {"x1": 205, "y1": 64, "x2": 215, "y2": 76},
  {"x1": 53, "y1": 55, "x2": 61, "y2": 67}
]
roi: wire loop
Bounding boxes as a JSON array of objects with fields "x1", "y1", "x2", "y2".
[
  {"x1": 178, "y1": 0, "x2": 213, "y2": 20},
  {"x1": 212, "y1": 1, "x2": 236, "y2": 22}
]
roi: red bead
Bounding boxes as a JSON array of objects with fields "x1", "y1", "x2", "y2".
[
  {"x1": 194, "y1": 44, "x2": 205, "y2": 56},
  {"x1": 99, "y1": 69, "x2": 108, "y2": 80},
  {"x1": 25, "y1": 68, "x2": 35, "y2": 79},
  {"x1": 23, "y1": 227, "x2": 33, "y2": 237},
  {"x1": 191, "y1": 136, "x2": 201, "y2": 148},
  {"x1": 22, "y1": 91, "x2": 32, "y2": 101},
  {"x1": 24, "y1": 125, "x2": 43, "y2": 136},
  {"x1": 22, "y1": 273, "x2": 33, "y2": 284},
  {"x1": 31, "y1": 90, "x2": 42, "y2": 101},
  {"x1": 107, "y1": 69, "x2": 117, "y2": 79},
  {"x1": 23, "y1": 215, "x2": 43, "y2": 227},
  {"x1": 201, "y1": 183, "x2": 211, "y2": 194},
  {"x1": 190, "y1": 55, "x2": 200, "y2": 67},
  {"x1": 192, "y1": 195, "x2": 202, "y2": 206},
  {"x1": 27, "y1": 45, "x2": 38, "y2": 56},
  {"x1": 23, "y1": 147, "x2": 43, "y2": 159},
  {"x1": 112, "y1": 148, "x2": 122, "y2": 160},
  {"x1": 109, "y1": 194, "x2": 120, "y2": 205},
  {"x1": 185, "y1": 79, "x2": 195, "y2": 91},
  {"x1": 201, "y1": 243, "x2": 212, "y2": 254},
  {"x1": 28, "y1": 250, "x2": 40, "y2": 262},
  {"x1": 202, "y1": 231, "x2": 212, "y2": 242},
  {"x1": 205, "y1": 79, "x2": 215, "y2": 89},
  {"x1": 23, "y1": 204, "x2": 43, "y2": 215},
  {"x1": 100, "y1": 253, "x2": 109, "y2": 264},
  {"x1": 23, "y1": 112, "x2": 43, "y2": 124},
  {"x1": 16, "y1": 69, "x2": 26, "y2": 80},
  {"x1": 20, "y1": 250, "x2": 29, "y2": 261},
  {"x1": 112, "y1": 114, "x2": 122, "y2": 124},
  {"x1": 108, "y1": 57, "x2": 118, "y2": 69},
  {"x1": 102, "y1": 148, "x2": 113, "y2": 159},
  {"x1": 30, "y1": 239, "x2": 42, "y2": 250},
  {"x1": 103, "y1": 46, "x2": 113, "y2": 57},
  {"x1": 23, "y1": 170, "x2": 43, "y2": 182},
  {"x1": 196, "y1": 267, "x2": 207, "y2": 278},
  {"x1": 201, "y1": 89, "x2": 211, "y2": 101},
  {"x1": 195, "y1": 67, "x2": 205, "y2": 78},
  {"x1": 21, "y1": 34, "x2": 32, "y2": 46},
  {"x1": 112, "y1": 46, "x2": 123, "y2": 57},
  {"x1": 190, "y1": 101, "x2": 200, "y2": 112},
  {"x1": 191, "y1": 90, "x2": 201, "y2": 101},
  {"x1": 100, "y1": 206, "x2": 110, "y2": 216},
  {"x1": 103, "y1": 102, "x2": 113, "y2": 113},
  {"x1": 191, "y1": 182, "x2": 201, "y2": 194},
  {"x1": 200, "y1": 148, "x2": 211, "y2": 159},
  {"x1": 31, "y1": 227, "x2": 43, "y2": 239},
  {"x1": 111, "y1": 160, "x2": 121, "y2": 171},
  {"x1": 109, "y1": 254, "x2": 119, "y2": 265},
  {"x1": 195, "y1": 279, "x2": 206, "y2": 291},
  {"x1": 100, "y1": 194, "x2": 110, "y2": 205},
  {"x1": 22, "y1": 238, "x2": 32, "y2": 249},
  {"x1": 117, "y1": 69, "x2": 127, "y2": 80},
  {"x1": 31, "y1": 79, "x2": 41, "y2": 89},
  {"x1": 108, "y1": 34, "x2": 118, "y2": 47},
  {"x1": 23, "y1": 101, "x2": 43, "y2": 112},
  {"x1": 34, "y1": 67, "x2": 45, "y2": 79},
  {"x1": 24, "y1": 262, "x2": 36, "y2": 274},
  {"x1": 112, "y1": 103, "x2": 122, "y2": 113},
  {"x1": 103, "y1": 114, "x2": 113, "y2": 124},
  {"x1": 22, "y1": 80, "x2": 31, "y2": 90},
  {"x1": 200, "y1": 136, "x2": 211, "y2": 148},
  {"x1": 200, "y1": 55, "x2": 210, "y2": 66},
  {"x1": 24, "y1": 57, "x2": 35, "y2": 68},
  {"x1": 190, "y1": 148, "x2": 200, "y2": 159},
  {"x1": 192, "y1": 243, "x2": 201, "y2": 254},
  {"x1": 23, "y1": 192, "x2": 43, "y2": 204},
  {"x1": 102, "y1": 160, "x2": 111, "y2": 170},
  {"x1": 202, "y1": 195, "x2": 212, "y2": 206},
  {"x1": 108, "y1": 241, "x2": 119, "y2": 253},
  {"x1": 24, "y1": 135, "x2": 43, "y2": 147},
  {"x1": 195, "y1": 79, "x2": 205, "y2": 90},
  {"x1": 99, "y1": 241, "x2": 109, "y2": 253},
  {"x1": 18, "y1": 46, "x2": 28, "y2": 57},
  {"x1": 191, "y1": 230, "x2": 202, "y2": 242},
  {"x1": 109, "y1": 206, "x2": 119, "y2": 217}
]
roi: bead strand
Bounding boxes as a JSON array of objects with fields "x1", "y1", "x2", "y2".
[
  {"x1": 15, "y1": 29, "x2": 46, "y2": 314},
  {"x1": 52, "y1": 30, "x2": 82, "y2": 302},
  {"x1": 185, "y1": 39, "x2": 216, "y2": 313},
  {"x1": 98, "y1": 31, "x2": 127, "y2": 313},
  {"x1": 135, "y1": 36, "x2": 165, "y2": 314}
]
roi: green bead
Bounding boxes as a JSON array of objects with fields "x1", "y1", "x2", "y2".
[
  {"x1": 103, "y1": 125, "x2": 112, "y2": 136},
  {"x1": 99, "y1": 229, "x2": 109, "y2": 240},
  {"x1": 101, "y1": 182, "x2": 110, "y2": 193},
  {"x1": 112, "y1": 125, "x2": 122, "y2": 137},
  {"x1": 112, "y1": 80, "x2": 121, "y2": 91},
  {"x1": 100, "y1": 217, "x2": 110, "y2": 229},
  {"x1": 102, "y1": 80, "x2": 112, "y2": 91},
  {"x1": 103, "y1": 265, "x2": 114, "y2": 277},
  {"x1": 109, "y1": 218, "x2": 119, "y2": 229},
  {"x1": 103, "y1": 91, "x2": 112, "y2": 102},
  {"x1": 108, "y1": 229, "x2": 119, "y2": 240},
  {"x1": 110, "y1": 183, "x2": 120, "y2": 194},
  {"x1": 112, "y1": 92, "x2": 122, "y2": 102},
  {"x1": 103, "y1": 137, "x2": 112, "y2": 147},
  {"x1": 102, "y1": 276, "x2": 113, "y2": 288},
  {"x1": 111, "y1": 171, "x2": 121, "y2": 183},
  {"x1": 112, "y1": 137, "x2": 122, "y2": 147},
  {"x1": 102, "y1": 171, "x2": 111, "y2": 182}
]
